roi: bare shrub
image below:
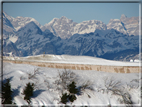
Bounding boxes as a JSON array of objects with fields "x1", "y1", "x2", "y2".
[
  {"x1": 118, "y1": 92, "x2": 133, "y2": 106},
  {"x1": 44, "y1": 79, "x2": 53, "y2": 90},
  {"x1": 103, "y1": 76, "x2": 122, "y2": 94},
  {"x1": 130, "y1": 77, "x2": 141, "y2": 89},
  {"x1": 28, "y1": 68, "x2": 40, "y2": 79},
  {"x1": 79, "y1": 80, "x2": 94, "y2": 92},
  {"x1": 103, "y1": 76, "x2": 133, "y2": 106},
  {"x1": 122, "y1": 92, "x2": 133, "y2": 106},
  {"x1": 20, "y1": 76, "x2": 26, "y2": 80},
  {"x1": 54, "y1": 69, "x2": 77, "y2": 94},
  {"x1": 131, "y1": 79, "x2": 140, "y2": 83}
]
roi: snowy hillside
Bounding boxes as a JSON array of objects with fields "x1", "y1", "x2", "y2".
[
  {"x1": 4, "y1": 54, "x2": 139, "y2": 67},
  {"x1": 2, "y1": 61, "x2": 141, "y2": 106}
]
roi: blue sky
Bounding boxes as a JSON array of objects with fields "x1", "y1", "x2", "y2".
[{"x1": 3, "y1": 2, "x2": 140, "y2": 25}]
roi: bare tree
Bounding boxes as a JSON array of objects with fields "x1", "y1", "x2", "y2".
[
  {"x1": 79, "y1": 80, "x2": 94, "y2": 92},
  {"x1": 103, "y1": 76, "x2": 133, "y2": 106},
  {"x1": 28, "y1": 68, "x2": 40, "y2": 79},
  {"x1": 54, "y1": 69, "x2": 77, "y2": 94},
  {"x1": 103, "y1": 76, "x2": 122, "y2": 94}
]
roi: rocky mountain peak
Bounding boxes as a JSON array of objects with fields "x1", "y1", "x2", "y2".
[
  {"x1": 120, "y1": 14, "x2": 127, "y2": 21},
  {"x1": 60, "y1": 16, "x2": 68, "y2": 20},
  {"x1": 58, "y1": 16, "x2": 74, "y2": 24},
  {"x1": 47, "y1": 18, "x2": 59, "y2": 25},
  {"x1": 17, "y1": 21, "x2": 42, "y2": 36}
]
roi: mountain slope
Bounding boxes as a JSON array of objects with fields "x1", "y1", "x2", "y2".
[
  {"x1": 15, "y1": 21, "x2": 61, "y2": 56},
  {"x1": 41, "y1": 16, "x2": 77, "y2": 39},
  {"x1": 3, "y1": 39, "x2": 23, "y2": 56},
  {"x1": 107, "y1": 19, "x2": 128, "y2": 35},
  {"x1": 1, "y1": 12, "x2": 140, "y2": 61},
  {"x1": 71, "y1": 20, "x2": 107, "y2": 35},
  {"x1": 57, "y1": 29, "x2": 139, "y2": 60},
  {"x1": 3, "y1": 12, "x2": 42, "y2": 31},
  {"x1": 1, "y1": 12, "x2": 16, "y2": 36},
  {"x1": 107, "y1": 14, "x2": 140, "y2": 36}
]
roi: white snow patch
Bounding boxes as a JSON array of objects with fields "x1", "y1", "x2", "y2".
[{"x1": 9, "y1": 35, "x2": 18, "y2": 43}]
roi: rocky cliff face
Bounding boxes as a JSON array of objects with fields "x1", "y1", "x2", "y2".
[{"x1": 107, "y1": 14, "x2": 140, "y2": 36}]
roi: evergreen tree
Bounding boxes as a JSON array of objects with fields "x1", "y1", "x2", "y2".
[
  {"x1": 68, "y1": 81, "x2": 78, "y2": 94},
  {"x1": 60, "y1": 93, "x2": 68, "y2": 104},
  {"x1": 68, "y1": 81, "x2": 78, "y2": 103},
  {"x1": 23, "y1": 82, "x2": 34, "y2": 104},
  {"x1": 60, "y1": 81, "x2": 79, "y2": 104},
  {"x1": 2, "y1": 78, "x2": 13, "y2": 104},
  {"x1": 68, "y1": 94, "x2": 77, "y2": 103}
]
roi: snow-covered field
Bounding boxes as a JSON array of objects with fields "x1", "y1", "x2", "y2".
[
  {"x1": 4, "y1": 54, "x2": 140, "y2": 66},
  {"x1": 2, "y1": 59, "x2": 141, "y2": 106}
]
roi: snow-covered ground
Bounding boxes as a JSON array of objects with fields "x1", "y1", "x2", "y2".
[
  {"x1": 2, "y1": 60, "x2": 141, "y2": 106},
  {"x1": 4, "y1": 54, "x2": 140, "y2": 66}
]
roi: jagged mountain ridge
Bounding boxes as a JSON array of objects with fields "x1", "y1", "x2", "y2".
[
  {"x1": 41, "y1": 16, "x2": 107, "y2": 39},
  {"x1": 41, "y1": 14, "x2": 139, "y2": 39},
  {"x1": 1, "y1": 12, "x2": 140, "y2": 61},
  {"x1": 3, "y1": 12, "x2": 42, "y2": 31},
  {"x1": 107, "y1": 14, "x2": 140, "y2": 36},
  {"x1": 1, "y1": 12, "x2": 139, "y2": 39},
  {"x1": 41, "y1": 16, "x2": 77, "y2": 39}
]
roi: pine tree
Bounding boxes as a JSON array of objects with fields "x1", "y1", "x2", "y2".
[
  {"x1": 68, "y1": 94, "x2": 76, "y2": 103},
  {"x1": 60, "y1": 81, "x2": 79, "y2": 104},
  {"x1": 68, "y1": 81, "x2": 78, "y2": 94},
  {"x1": 60, "y1": 93, "x2": 68, "y2": 104},
  {"x1": 23, "y1": 82, "x2": 34, "y2": 104},
  {"x1": 2, "y1": 78, "x2": 13, "y2": 104},
  {"x1": 67, "y1": 81, "x2": 78, "y2": 102}
]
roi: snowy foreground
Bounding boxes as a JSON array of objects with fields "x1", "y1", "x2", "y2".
[{"x1": 2, "y1": 60, "x2": 141, "y2": 106}]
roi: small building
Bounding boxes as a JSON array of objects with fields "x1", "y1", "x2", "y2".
[
  {"x1": 130, "y1": 59, "x2": 133, "y2": 62},
  {"x1": 134, "y1": 59, "x2": 140, "y2": 63}
]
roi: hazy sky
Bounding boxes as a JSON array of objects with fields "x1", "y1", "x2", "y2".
[{"x1": 3, "y1": 1, "x2": 140, "y2": 25}]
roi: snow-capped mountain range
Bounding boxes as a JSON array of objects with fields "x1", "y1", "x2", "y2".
[{"x1": 1, "y1": 12, "x2": 140, "y2": 61}]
